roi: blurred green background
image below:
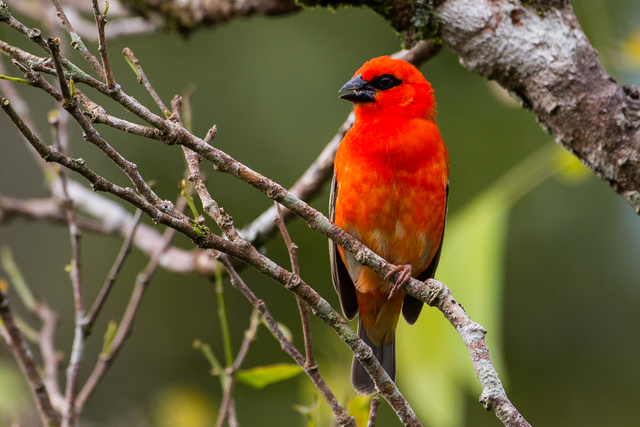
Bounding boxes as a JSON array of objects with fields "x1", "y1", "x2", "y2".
[{"x1": 1, "y1": 1, "x2": 640, "y2": 426}]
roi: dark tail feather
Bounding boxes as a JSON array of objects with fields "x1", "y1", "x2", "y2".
[{"x1": 351, "y1": 317, "x2": 396, "y2": 395}]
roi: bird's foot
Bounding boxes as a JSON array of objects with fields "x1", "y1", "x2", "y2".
[{"x1": 385, "y1": 264, "x2": 413, "y2": 299}]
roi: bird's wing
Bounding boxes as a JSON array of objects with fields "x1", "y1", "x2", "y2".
[{"x1": 329, "y1": 173, "x2": 359, "y2": 321}]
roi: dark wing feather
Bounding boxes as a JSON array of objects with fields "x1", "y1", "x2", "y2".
[
  {"x1": 329, "y1": 173, "x2": 359, "y2": 321},
  {"x1": 402, "y1": 180, "x2": 449, "y2": 325}
]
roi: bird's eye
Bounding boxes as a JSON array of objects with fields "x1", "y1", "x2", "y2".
[{"x1": 372, "y1": 74, "x2": 401, "y2": 90}]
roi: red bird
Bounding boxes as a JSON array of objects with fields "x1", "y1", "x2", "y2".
[{"x1": 330, "y1": 56, "x2": 449, "y2": 395}]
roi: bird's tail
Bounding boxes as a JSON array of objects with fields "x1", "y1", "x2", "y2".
[{"x1": 351, "y1": 316, "x2": 396, "y2": 395}]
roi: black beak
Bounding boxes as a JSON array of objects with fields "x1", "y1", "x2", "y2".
[{"x1": 339, "y1": 74, "x2": 376, "y2": 103}]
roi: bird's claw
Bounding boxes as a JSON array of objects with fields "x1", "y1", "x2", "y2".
[{"x1": 385, "y1": 264, "x2": 413, "y2": 299}]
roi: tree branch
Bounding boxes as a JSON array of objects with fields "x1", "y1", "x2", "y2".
[
  {"x1": 120, "y1": 0, "x2": 300, "y2": 36},
  {"x1": 274, "y1": 203, "x2": 316, "y2": 369},
  {"x1": 435, "y1": 1, "x2": 640, "y2": 213},
  {"x1": 219, "y1": 257, "x2": 357, "y2": 427},
  {"x1": 82, "y1": 209, "x2": 143, "y2": 336},
  {"x1": 75, "y1": 210, "x2": 180, "y2": 412},
  {"x1": 0, "y1": 291, "x2": 61, "y2": 427}
]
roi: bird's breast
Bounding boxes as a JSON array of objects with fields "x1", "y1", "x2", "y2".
[{"x1": 334, "y1": 118, "x2": 448, "y2": 291}]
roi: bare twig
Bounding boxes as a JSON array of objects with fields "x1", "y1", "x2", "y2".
[
  {"x1": 214, "y1": 309, "x2": 261, "y2": 427},
  {"x1": 36, "y1": 302, "x2": 65, "y2": 412},
  {"x1": 47, "y1": 37, "x2": 86, "y2": 427},
  {"x1": 227, "y1": 399, "x2": 239, "y2": 427},
  {"x1": 47, "y1": 0, "x2": 105, "y2": 78},
  {"x1": 275, "y1": 202, "x2": 315, "y2": 369},
  {"x1": 123, "y1": 47, "x2": 169, "y2": 116},
  {"x1": 0, "y1": 193, "x2": 219, "y2": 277},
  {"x1": 75, "y1": 209, "x2": 181, "y2": 412},
  {"x1": 91, "y1": 0, "x2": 116, "y2": 89},
  {"x1": 83, "y1": 208, "x2": 144, "y2": 336},
  {"x1": 0, "y1": 291, "x2": 61, "y2": 427},
  {"x1": 0, "y1": 58, "x2": 48, "y2": 169},
  {"x1": 213, "y1": 263, "x2": 234, "y2": 368},
  {"x1": 2, "y1": 247, "x2": 65, "y2": 411},
  {"x1": 0, "y1": 98, "x2": 170, "y2": 229},
  {"x1": 219, "y1": 256, "x2": 357, "y2": 427},
  {"x1": 366, "y1": 397, "x2": 380, "y2": 427}
]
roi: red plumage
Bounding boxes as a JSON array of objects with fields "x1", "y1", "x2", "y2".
[{"x1": 330, "y1": 56, "x2": 449, "y2": 395}]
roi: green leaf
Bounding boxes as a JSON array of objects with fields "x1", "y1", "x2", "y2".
[{"x1": 236, "y1": 363, "x2": 303, "y2": 389}]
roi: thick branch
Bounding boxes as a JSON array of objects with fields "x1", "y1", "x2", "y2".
[
  {"x1": 121, "y1": 0, "x2": 300, "y2": 35},
  {"x1": 434, "y1": 1, "x2": 640, "y2": 213}
]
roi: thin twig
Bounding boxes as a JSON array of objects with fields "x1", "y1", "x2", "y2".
[
  {"x1": 75, "y1": 200, "x2": 184, "y2": 412},
  {"x1": 0, "y1": 193, "x2": 219, "y2": 278},
  {"x1": 76, "y1": 211, "x2": 180, "y2": 411},
  {"x1": 36, "y1": 42, "x2": 167, "y2": 210},
  {"x1": 366, "y1": 397, "x2": 380, "y2": 427},
  {"x1": 232, "y1": 309, "x2": 261, "y2": 371},
  {"x1": 50, "y1": 109, "x2": 85, "y2": 426},
  {"x1": 47, "y1": 0, "x2": 105, "y2": 78},
  {"x1": 47, "y1": 40, "x2": 86, "y2": 427},
  {"x1": 227, "y1": 399, "x2": 239, "y2": 427},
  {"x1": 0, "y1": 97, "x2": 164, "y2": 224},
  {"x1": 1, "y1": 247, "x2": 64, "y2": 411},
  {"x1": 219, "y1": 256, "x2": 356, "y2": 427},
  {"x1": 46, "y1": 37, "x2": 73, "y2": 103},
  {"x1": 274, "y1": 202, "x2": 315, "y2": 369},
  {"x1": 0, "y1": 58, "x2": 48, "y2": 169},
  {"x1": 83, "y1": 209, "x2": 143, "y2": 336},
  {"x1": 214, "y1": 309, "x2": 261, "y2": 427},
  {"x1": 172, "y1": 97, "x2": 239, "y2": 241},
  {"x1": 36, "y1": 302, "x2": 66, "y2": 412},
  {"x1": 0, "y1": 291, "x2": 61, "y2": 427},
  {"x1": 123, "y1": 47, "x2": 169, "y2": 116},
  {"x1": 91, "y1": 0, "x2": 116, "y2": 88}
]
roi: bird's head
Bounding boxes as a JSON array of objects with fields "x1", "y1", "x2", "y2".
[{"x1": 339, "y1": 56, "x2": 436, "y2": 121}]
